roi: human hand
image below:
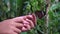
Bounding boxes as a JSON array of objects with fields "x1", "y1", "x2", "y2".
[{"x1": 0, "y1": 14, "x2": 36, "y2": 34}]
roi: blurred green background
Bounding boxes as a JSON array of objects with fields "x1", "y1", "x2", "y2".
[{"x1": 0, "y1": 0, "x2": 60, "y2": 34}]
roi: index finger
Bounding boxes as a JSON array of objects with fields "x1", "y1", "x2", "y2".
[
  {"x1": 12, "y1": 16, "x2": 24, "y2": 22},
  {"x1": 12, "y1": 15, "x2": 34, "y2": 22}
]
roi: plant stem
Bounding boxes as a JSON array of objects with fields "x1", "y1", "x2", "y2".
[
  {"x1": 45, "y1": 0, "x2": 50, "y2": 34},
  {"x1": 45, "y1": 4, "x2": 50, "y2": 34}
]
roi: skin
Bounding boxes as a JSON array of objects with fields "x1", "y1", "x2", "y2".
[{"x1": 0, "y1": 14, "x2": 36, "y2": 34}]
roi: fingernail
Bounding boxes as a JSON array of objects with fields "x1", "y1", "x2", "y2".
[
  {"x1": 26, "y1": 19, "x2": 28, "y2": 20},
  {"x1": 22, "y1": 27, "x2": 27, "y2": 31},
  {"x1": 23, "y1": 20, "x2": 29, "y2": 24}
]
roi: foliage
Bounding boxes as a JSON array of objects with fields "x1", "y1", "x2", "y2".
[{"x1": 0, "y1": 0, "x2": 60, "y2": 34}]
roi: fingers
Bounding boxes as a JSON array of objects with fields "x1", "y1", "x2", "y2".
[
  {"x1": 25, "y1": 14, "x2": 36, "y2": 26},
  {"x1": 21, "y1": 27, "x2": 27, "y2": 32},
  {"x1": 12, "y1": 27, "x2": 21, "y2": 33},
  {"x1": 25, "y1": 19, "x2": 34, "y2": 28},
  {"x1": 32, "y1": 14, "x2": 36, "y2": 25},
  {"x1": 11, "y1": 14, "x2": 36, "y2": 33},
  {"x1": 25, "y1": 15, "x2": 33, "y2": 20},
  {"x1": 11, "y1": 15, "x2": 33, "y2": 23},
  {"x1": 12, "y1": 14, "x2": 36, "y2": 24},
  {"x1": 12, "y1": 16, "x2": 24, "y2": 23},
  {"x1": 14, "y1": 23, "x2": 23, "y2": 28},
  {"x1": 24, "y1": 24, "x2": 31, "y2": 30},
  {"x1": 23, "y1": 20, "x2": 29, "y2": 24}
]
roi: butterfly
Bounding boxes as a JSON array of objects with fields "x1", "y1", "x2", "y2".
[{"x1": 35, "y1": 10, "x2": 46, "y2": 19}]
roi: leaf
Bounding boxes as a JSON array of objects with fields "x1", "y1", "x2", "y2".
[
  {"x1": 21, "y1": 32, "x2": 27, "y2": 34},
  {"x1": 50, "y1": 3, "x2": 60, "y2": 11}
]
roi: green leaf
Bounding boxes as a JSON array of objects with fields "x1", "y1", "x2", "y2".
[{"x1": 21, "y1": 32, "x2": 27, "y2": 34}]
